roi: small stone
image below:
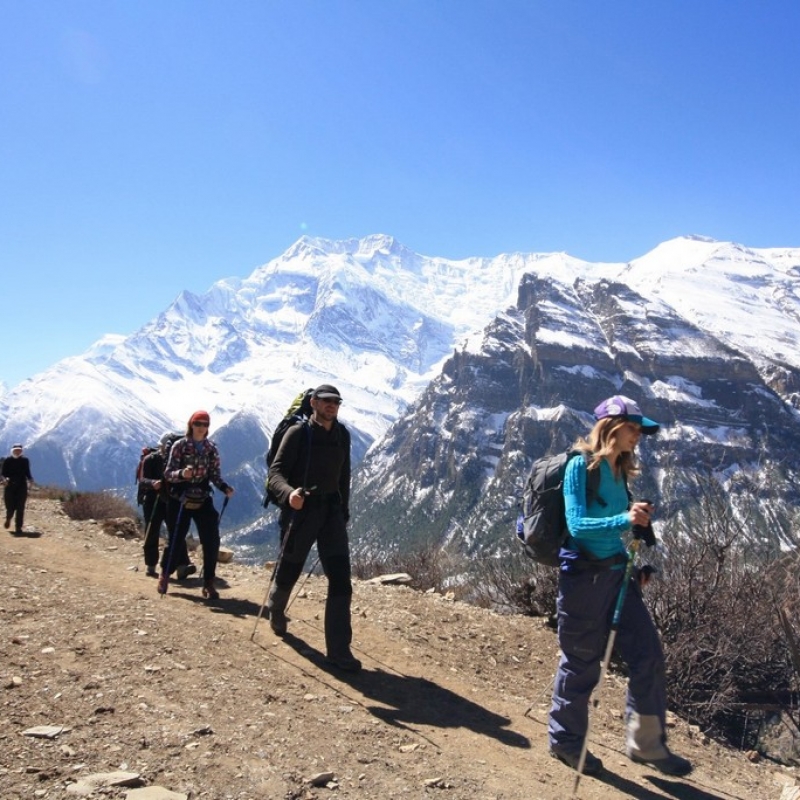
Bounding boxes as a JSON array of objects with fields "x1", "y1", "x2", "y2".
[
  {"x1": 23, "y1": 725, "x2": 69, "y2": 739},
  {"x1": 306, "y1": 771, "x2": 335, "y2": 786}
]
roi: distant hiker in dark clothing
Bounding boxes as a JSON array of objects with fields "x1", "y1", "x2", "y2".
[
  {"x1": 548, "y1": 396, "x2": 692, "y2": 778},
  {"x1": 267, "y1": 384, "x2": 360, "y2": 672},
  {"x1": 160, "y1": 411, "x2": 234, "y2": 600},
  {"x1": 135, "y1": 446, "x2": 155, "y2": 506},
  {"x1": 139, "y1": 432, "x2": 195, "y2": 579},
  {"x1": 3, "y1": 444, "x2": 33, "y2": 535}
]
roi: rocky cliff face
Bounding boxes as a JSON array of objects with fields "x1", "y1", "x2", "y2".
[{"x1": 349, "y1": 271, "x2": 800, "y2": 559}]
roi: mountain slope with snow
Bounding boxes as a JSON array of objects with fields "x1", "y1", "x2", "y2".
[{"x1": 1, "y1": 234, "x2": 799, "y2": 551}]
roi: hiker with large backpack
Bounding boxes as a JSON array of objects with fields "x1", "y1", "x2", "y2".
[
  {"x1": 139, "y1": 431, "x2": 195, "y2": 579},
  {"x1": 159, "y1": 410, "x2": 234, "y2": 600},
  {"x1": 547, "y1": 396, "x2": 692, "y2": 780},
  {"x1": 262, "y1": 388, "x2": 314, "y2": 508},
  {"x1": 265, "y1": 384, "x2": 360, "y2": 671}
]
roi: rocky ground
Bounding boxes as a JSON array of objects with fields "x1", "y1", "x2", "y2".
[{"x1": 1, "y1": 494, "x2": 799, "y2": 800}]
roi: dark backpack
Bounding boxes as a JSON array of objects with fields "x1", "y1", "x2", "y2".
[
  {"x1": 262, "y1": 388, "x2": 314, "y2": 508},
  {"x1": 135, "y1": 446, "x2": 156, "y2": 505},
  {"x1": 516, "y1": 450, "x2": 603, "y2": 566}
]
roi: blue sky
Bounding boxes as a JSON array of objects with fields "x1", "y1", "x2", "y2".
[{"x1": 2, "y1": 1, "x2": 799, "y2": 389}]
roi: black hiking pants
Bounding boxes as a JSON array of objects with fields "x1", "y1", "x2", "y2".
[
  {"x1": 4, "y1": 482, "x2": 28, "y2": 533},
  {"x1": 274, "y1": 496, "x2": 353, "y2": 656},
  {"x1": 141, "y1": 493, "x2": 169, "y2": 569},
  {"x1": 165, "y1": 496, "x2": 220, "y2": 582}
]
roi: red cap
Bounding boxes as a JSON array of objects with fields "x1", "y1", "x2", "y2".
[{"x1": 189, "y1": 410, "x2": 210, "y2": 425}]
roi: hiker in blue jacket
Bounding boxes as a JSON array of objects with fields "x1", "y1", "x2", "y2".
[{"x1": 548, "y1": 396, "x2": 692, "y2": 778}]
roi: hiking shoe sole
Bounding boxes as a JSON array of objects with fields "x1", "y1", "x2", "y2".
[
  {"x1": 269, "y1": 613, "x2": 288, "y2": 636},
  {"x1": 629, "y1": 752, "x2": 692, "y2": 776},
  {"x1": 176, "y1": 564, "x2": 197, "y2": 580},
  {"x1": 325, "y1": 654, "x2": 362, "y2": 672},
  {"x1": 550, "y1": 749, "x2": 603, "y2": 776},
  {"x1": 202, "y1": 582, "x2": 219, "y2": 600}
]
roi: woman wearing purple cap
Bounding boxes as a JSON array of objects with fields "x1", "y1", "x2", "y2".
[{"x1": 548, "y1": 395, "x2": 692, "y2": 778}]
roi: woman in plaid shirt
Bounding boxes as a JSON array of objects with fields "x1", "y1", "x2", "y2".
[{"x1": 160, "y1": 410, "x2": 234, "y2": 600}]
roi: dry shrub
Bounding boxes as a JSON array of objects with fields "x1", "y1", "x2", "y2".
[
  {"x1": 644, "y1": 472, "x2": 795, "y2": 750},
  {"x1": 29, "y1": 484, "x2": 70, "y2": 501},
  {"x1": 352, "y1": 541, "x2": 455, "y2": 593},
  {"x1": 62, "y1": 490, "x2": 139, "y2": 522},
  {"x1": 465, "y1": 549, "x2": 559, "y2": 621}
]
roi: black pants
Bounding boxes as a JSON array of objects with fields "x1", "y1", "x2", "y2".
[
  {"x1": 141, "y1": 493, "x2": 169, "y2": 568},
  {"x1": 164, "y1": 496, "x2": 220, "y2": 582},
  {"x1": 274, "y1": 499, "x2": 353, "y2": 655},
  {"x1": 4, "y1": 483, "x2": 27, "y2": 532}
]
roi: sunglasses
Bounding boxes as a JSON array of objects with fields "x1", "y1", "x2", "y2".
[
  {"x1": 192, "y1": 422, "x2": 209, "y2": 427},
  {"x1": 319, "y1": 398, "x2": 342, "y2": 406}
]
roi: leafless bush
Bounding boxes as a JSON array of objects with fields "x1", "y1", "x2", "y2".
[
  {"x1": 466, "y1": 549, "x2": 559, "y2": 621},
  {"x1": 645, "y1": 471, "x2": 795, "y2": 748},
  {"x1": 352, "y1": 541, "x2": 462, "y2": 594},
  {"x1": 30, "y1": 484, "x2": 70, "y2": 501},
  {"x1": 61, "y1": 491, "x2": 139, "y2": 522}
]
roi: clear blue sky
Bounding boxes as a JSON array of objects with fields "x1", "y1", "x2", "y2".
[{"x1": 2, "y1": 1, "x2": 799, "y2": 389}]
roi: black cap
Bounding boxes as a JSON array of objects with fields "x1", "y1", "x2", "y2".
[{"x1": 312, "y1": 384, "x2": 342, "y2": 400}]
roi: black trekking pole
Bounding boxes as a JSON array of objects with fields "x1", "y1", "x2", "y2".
[
  {"x1": 251, "y1": 511, "x2": 294, "y2": 640},
  {"x1": 572, "y1": 536, "x2": 642, "y2": 796},
  {"x1": 252, "y1": 424, "x2": 314, "y2": 639},
  {"x1": 250, "y1": 484, "x2": 316, "y2": 639},
  {"x1": 142, "y1": 492, "x2": 162, "y2": 554},
  {"x1": 158, "y1": 494, "x2": 186, "y2": 597},
  {"x1": 218, "y1": 494, "x2": 230, "y2": 524},
  {"x1": 285, "y1": 553, "x2": 321, "y2": 615}
]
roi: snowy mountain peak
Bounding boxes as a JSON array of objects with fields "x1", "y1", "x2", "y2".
[{"x1": 2, "y1": 233, "x2": 800, "y2": 538}]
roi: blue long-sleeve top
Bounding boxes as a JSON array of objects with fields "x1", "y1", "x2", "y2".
[{"x1": 562, "y1": 455, "x2": 631, "y2": 561}]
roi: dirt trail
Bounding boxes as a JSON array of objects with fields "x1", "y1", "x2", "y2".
[{"x1": 0, "y1": 496, "x2": 794, "y2": 799}]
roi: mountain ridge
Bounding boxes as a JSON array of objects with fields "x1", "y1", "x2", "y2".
[{"x1": 2, "y1": 234, "x2": 800, "y2": 550}]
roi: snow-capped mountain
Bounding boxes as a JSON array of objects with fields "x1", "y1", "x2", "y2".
[
  {"x1": 1, "y1": 233, "x2": 799, "y2": 557},
  {"x1": 350, "y1": 235, "x2": 800, "y2": 559},
  {"x1": 0, "y1": 234, "x2": 540, "y2": 527}
]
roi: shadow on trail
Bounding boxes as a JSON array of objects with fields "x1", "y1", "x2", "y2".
[
  {"x1": 153, "y1": 578, "x2": 264, "y2": 619},
  {"x1": 646, "y1": 774, "x2": 743, "y2": 800},
  {"x1": 279, "y1": 631, "x2": 530, "y2": 750},
  {"x1": 590, "y1": 769, "x2": 734, "y2": 800}
]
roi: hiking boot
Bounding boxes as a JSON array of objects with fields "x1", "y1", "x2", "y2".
[
  {"x1": 269, "y1": 607, "x2": 288, "y2": 636},
  {"x1": 157, "y1": 573, "x2": 169, "y2": 595},
  {"x1": 629, "y1": 750, "x2": 692, "y2": 776},
  {"x1": 550, "y1": 748, "x2": 604, "y2": 776},
  {"x1": 267, "y1": 586, "x2": 291, "y2": 636},
  {"x1": 202, "y1": 580, "x2": 219, "y2": 600},
  {"x1": 325, "y1": 651, "x2": 362, "y2": 672},
  {"x1": 176, "y1": 563, "x2": 197, "y2": 580},
  {"x1": 145, "y1": 567, "x2": 159, "y2": 578}
]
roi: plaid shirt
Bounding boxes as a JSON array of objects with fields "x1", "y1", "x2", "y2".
[{"x1": 165, "y1": 437, "x2": 230, "y2": 498}]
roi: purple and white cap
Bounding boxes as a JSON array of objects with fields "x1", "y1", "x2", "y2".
[{"x1": 593, "y1": 395, "x2": 660, "y2": 435}]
